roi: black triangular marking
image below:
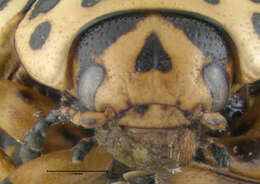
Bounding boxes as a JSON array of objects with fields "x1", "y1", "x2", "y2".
[
  {"x1": 135, "y1": 32, "x2": 172, "y2": 73},
  {"x1": 153, "y1": 34, "x2": 172, "y2": 73},
  {"x1": 135, "y1": 34, "x2": 154, "y2": 72}
]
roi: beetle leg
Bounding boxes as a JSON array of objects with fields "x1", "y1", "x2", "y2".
[
  {"x1": 19, "y1": 109, "x2": 71, "y2": 163},
  {"x1": 71, "y1": 138, "x2": 94, "y2": 163},
  {"x1": 199, "y1": 139, "x2": 230, "y2": 168},
  {"x1": 19, "y1": 106, "x2": 108, "y2": 163},
  {"x1": 208, "y1": 143, "x2": 230, "y2": 168}
]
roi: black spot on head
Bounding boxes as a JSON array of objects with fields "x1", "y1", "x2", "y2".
[
  {"x1": 232, "y1": 139, "x2": 260, "y2": 161},
  {"x1": 22, "y1": 0, "x2": 36, "y2": 13},
  {"x1": 0, "y1": 0, "x2": 9, "y2": 11},
  {"x1": 17, "y1": 90, "x2": 34, "y2": 103},
  {"x1": 29, "y1": 0, "x2": 60, "y2": 20},
  {"x1": 30, "y1": 21, "x2": 51, "y2": 50},
  {"x1": 252, "y1": 13, "x2": 260, "y2": 36},
  {"x1": 135, "y1": 33, "x2": 172, "y2": 73},
  {"x1": 81, "y1": 0, "x2": 101, "y2": 7},
  {"x1": 164, "y1": 14, "x2": 229, "y2": 64},
  {"x1": 77, "y1": 14, "x2": 145, "y2": 76},
  {"x1": 0, "y1": 178, "x2": 12, "y2": 184},
  {"x1": 250, "y1": 0, "x2": 260, "y2": 3},
  {"x1": 204, "y1": 0, "x2": 220, "y2": 4}
]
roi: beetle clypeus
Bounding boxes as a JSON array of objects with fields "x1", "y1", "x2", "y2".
[{"x1": 0, "y1": 0, "x2": 260, "y2": 183}]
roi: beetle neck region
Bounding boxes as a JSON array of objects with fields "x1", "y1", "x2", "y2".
[{"x1": 94, "y1": 104, "x2": 207, "y2": 172}]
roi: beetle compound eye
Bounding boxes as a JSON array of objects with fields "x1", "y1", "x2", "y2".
[
  {"x1": 76, "y1": 14, "x2": 145, "y2": 110},
  {"x1": 203, "y1": 63, "x2": 229, "y2": 111},
  {"x1": 78, "y1": 65, "x2": 105, "y2": 110}
]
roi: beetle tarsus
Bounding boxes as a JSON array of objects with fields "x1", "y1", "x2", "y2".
[{"x1": 72, "y1": 138, "x2": 94, "y2": 163}]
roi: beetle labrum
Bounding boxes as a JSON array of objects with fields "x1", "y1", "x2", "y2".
[{"x1": 0, "y1": 0, "x2": 260, "y2": 183}]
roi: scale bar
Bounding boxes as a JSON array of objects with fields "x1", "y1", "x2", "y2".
[{"x1": 46, "y1": 170, "x2": 109, "y2": 173}]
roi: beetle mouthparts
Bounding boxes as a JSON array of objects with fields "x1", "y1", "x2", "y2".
[{"x1": 95, "y1": 119, "x2": 196, "y2": 171}]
